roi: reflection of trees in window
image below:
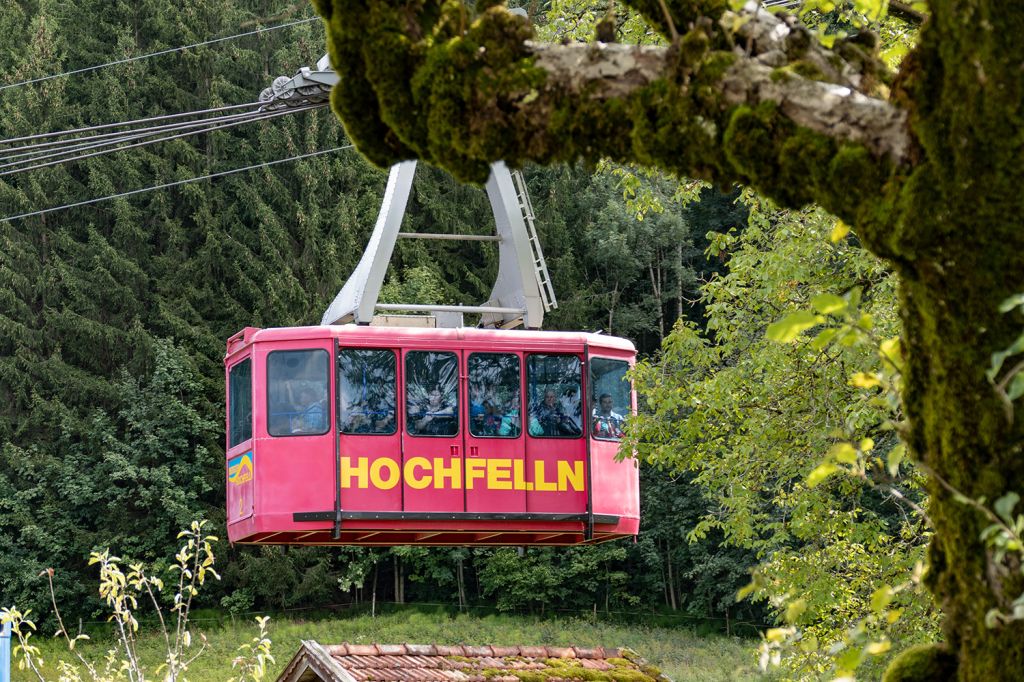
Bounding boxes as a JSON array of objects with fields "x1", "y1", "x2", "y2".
[
  {"x1": 339, "y1": 349, "x2": 396, "y2": 435},
  {"x1": 469, "y1": 353, "x2": 521, "y2": 438},
  {"x1": 590, "y1": 358, "x2": 630, "y2": 441},
  {"x1": 267, "y1": 350, "x2": 330, "y2": 436},
  {"x1": 406, "y1": 351, "x2": 458, "y2": 436},
  {"x1": 229, "y1": 359, "x2": 252, "y2": 447},
  {"x1": 527, "y1": 355, "x2": 582, "y2": 438}
]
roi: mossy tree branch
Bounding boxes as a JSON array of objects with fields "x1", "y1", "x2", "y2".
[{"x1": 315, "y1": 0, "x2": 911, "y2": 228}]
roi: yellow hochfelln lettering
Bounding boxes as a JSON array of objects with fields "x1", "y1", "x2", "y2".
[
  {"x1": 341, "y1": 456, "x2": 369, "y2": 489},
  {"x1": 405, "y1": 457, "x2": 432, "y2": 489},
  {"x1": 557, "y1": 461, "x2": 585, "y2": 492},
  {"x1": 433, "y1": 457, "x2": 461, "y2": 489},
  {"x1": 466, "y1": 458, "x2": 487, "y2": 490},
  {"x1": 370, "y1": 458, "x2": 400, "y2": 490},
  {"x1": 339, "y1": 456, "x2": 585, "y2": 493},
  {"x1": 533, "y1": 460, "x2": 557, "y2": 491},
  {"x1": 487, "y1": 458, "x2": 513, "y2": 490}
]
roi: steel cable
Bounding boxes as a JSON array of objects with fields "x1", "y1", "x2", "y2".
[
  {"x1": 0, "y1": 104, "x2": 326, "y2": 175},
  {"x1": 0, "y1": 17, "x2": 320, "y2": 92},
  {"x1": 1, "y1": 144, "x2": 355, "y2": 223}
]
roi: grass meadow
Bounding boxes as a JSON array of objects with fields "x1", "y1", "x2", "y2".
[{"x1": 10, "y1": 608, "x2": 763, "y2": 682}]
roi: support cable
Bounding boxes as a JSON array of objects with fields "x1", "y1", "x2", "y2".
[
  {"x1": 0, "y1": 107, "x2": 270, "y2": 164},
  {"x1": 0, "y1": 101, "x2": 263, "y2": 147},
  {"x1": 0, "y1": 104, "x2": 325, "y2": 176},
  {"x1": 0, "y1": 17, "x2": 320, "y2": 92},
  {"x1": 1, "y1": 144, "x2": 354, "y2": 223}
]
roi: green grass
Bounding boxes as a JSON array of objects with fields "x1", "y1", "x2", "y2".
[{"x1": 11, "y1": 609, "x2": 761, "y2": 682}]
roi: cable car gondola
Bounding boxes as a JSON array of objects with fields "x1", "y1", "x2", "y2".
[{"x1": 224, "y1": 159, "x2": 639, "y2": 546}]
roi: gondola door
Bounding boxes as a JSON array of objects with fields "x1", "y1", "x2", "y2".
[
  {"x1": 465, "y1": 351, "x2": 527, "y2": 513},
  {"x1": 401, "y1": 349, "x2": 465, "y2": 513},
  {"x1": 337, "y1": 347, "x2": 402, "y2": 512}
]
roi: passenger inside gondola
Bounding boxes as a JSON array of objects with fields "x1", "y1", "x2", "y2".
[
  {"x1": 339, "y1": 348, "x2": 398, "y2": 435},
  {"x1": 591, "y1": 393, "x2": 625, "y2": 439},
  {"x1": 530, "y1": 389, "x2": 582, "y2": 436},
  {"x1": 410, "y1": 385, "x2": 456, "y2": 435}
]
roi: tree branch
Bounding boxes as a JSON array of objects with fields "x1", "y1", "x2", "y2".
[{"x1": 317, "y1": 1, "x2": 913, "y2": 223}]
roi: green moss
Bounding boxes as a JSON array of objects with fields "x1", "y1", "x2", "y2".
[{"x1": 881, "y1": 644, "x2": 957, "y2": 682}]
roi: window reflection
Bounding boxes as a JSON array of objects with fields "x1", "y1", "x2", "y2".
[
  {"x1": 229, "y1": 359, "x2": 252, "y2": 447},
  {"x1": 469, "y1": 353, "x2": 521, "y2": 438},
  {"x1": 406, "y1": 351, "x2": 459, "y2": 437},
  {"x1": 590, "y1": 357, "x2": 630, "y2": 441},
  {"x1": 267, "y1": 350, "x2": 330, "y2": 436},
  {"x1": 527, "y1": 355, "x2": 582, "y2": 438},
  {"x1": 339, "y1": 349, "x2": 397, "y2": 435}
]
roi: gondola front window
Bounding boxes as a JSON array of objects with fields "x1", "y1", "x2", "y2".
[
  {"x1": 268, "y1": 350, "x2": 330, "y2": 436},
  {"x1": 228, "y1": 359, "x2": 252, "y2": 447},
  {"x1": 339, "y1": 349, "x2": 397, "y2": 435},
  {"x1": 589, "y1": 358, "x2": 630, "y2": 441},
  {"x1": 527, "y1": 354, "x2": 583, "y2": 438},
  {"x1": 406, "y1": 351, "x2": 459, "y2": 437}
]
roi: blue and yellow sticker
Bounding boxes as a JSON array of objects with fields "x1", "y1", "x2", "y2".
[{"x1": 228, "y1": 451, "x2": 254, "y2": 485}]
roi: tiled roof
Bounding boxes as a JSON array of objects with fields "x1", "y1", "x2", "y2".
[{"x1": 276, "y1": 642, "x2": 670, "y2": 682}]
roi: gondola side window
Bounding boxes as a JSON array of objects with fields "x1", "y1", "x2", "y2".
[
  {"x1": 589, "y1": 357, "x2": 630, "y2": 441},
  {"x1": 527, "y1": 354, "x2": 583, "y2": 438},
  {"x1": 468, "y1": 353, "x2": 521, "y2": 438},
  {"x1": 267, "y1": 350, "x2": 330, "y2": 436},
  {"x1": 406, "y1": 351, "x2": 459, "y2": 437},
  {"x1": 228, "y1": 359, "x2": 253, "y2": 447},
  {"x1": 339, "y1": 349, "x2": 397, "y2": 435}
]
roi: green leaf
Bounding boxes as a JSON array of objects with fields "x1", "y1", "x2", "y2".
[
  {"x1": 811, "y1": 294, "x2": 846, "y2": 315},
  {"x1": 994, "y1": 492, "x2": 1020, "y2": 524},
  {"x1": 830, "y1": 220, "x2": 850, "y2": 242},
  {"x1": 866, "y1": 640, "x2": 892, "y2": 656},
  {"x1": 808, "y1": 462, "x2": 841, "y2": 487},
  {"x1": 830, "y1": 442, "x2": 858, "y2": 464},
  {"x1": 736, "y1": 581, "x2": 758, "y2": 601},
  {"x1": 870, "y1": 586, "x2": 894, "y2": 612},
  {"x1": 810, "y1": 328, "x2": 840, "y2": 351},
  {"x1": 766, "y1": 311, "x2": 824, "y2": 343},
  {"x1": 998, "y1": 293, "x2": 1024, "y2": 313},
  {"x1": 851, "y1": 372, "x2": 881, "y2": 389},
  {"x1": 1008, "y1": 374, "x2": 1024, "y2": 402},
  {"x1": 785, "y1": 598, "x2": 807, "y2": 623},
  {"x1": 887, "y1": 443, "x2": 906, "y2": 476}
]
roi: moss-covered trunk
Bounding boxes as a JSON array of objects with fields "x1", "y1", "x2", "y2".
[{"x1": 873, "y1": 1, "x2": 1024, "y2": 679}]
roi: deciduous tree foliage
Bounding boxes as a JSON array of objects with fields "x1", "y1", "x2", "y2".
[{"x1": 313, "y1": 0, "x2": 1024, "y2": 678}]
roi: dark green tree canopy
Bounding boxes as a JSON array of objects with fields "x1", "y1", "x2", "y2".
[{"x1": 313, "y1": 1, "x2": 1024, "y2": 679}]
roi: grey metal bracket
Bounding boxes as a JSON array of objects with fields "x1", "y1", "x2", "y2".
[
  {"x1": 259, "y1": 55, "x2": 337, "y2": 110},
  {"x1": 320, "y1": 160, "x2": 553, "y2": 329},
  {"x1": 260, "y1": 56, "x2": 556, "y2": 330}
]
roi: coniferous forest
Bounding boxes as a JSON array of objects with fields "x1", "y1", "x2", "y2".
[{"x1": 3, "y1": 1, "x2": 967, "y2": 679}]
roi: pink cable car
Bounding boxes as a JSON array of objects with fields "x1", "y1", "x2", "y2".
[
  {"x1": 223, "y1": 159, "x2": 640, "y2": 546},
  {"x1": 224, "y1": 325, "x2": 639, "y2": 546}
]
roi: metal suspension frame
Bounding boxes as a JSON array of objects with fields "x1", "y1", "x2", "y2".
[{"x1": 262, "y1": 56, "x2": 557, "y2": 330}]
